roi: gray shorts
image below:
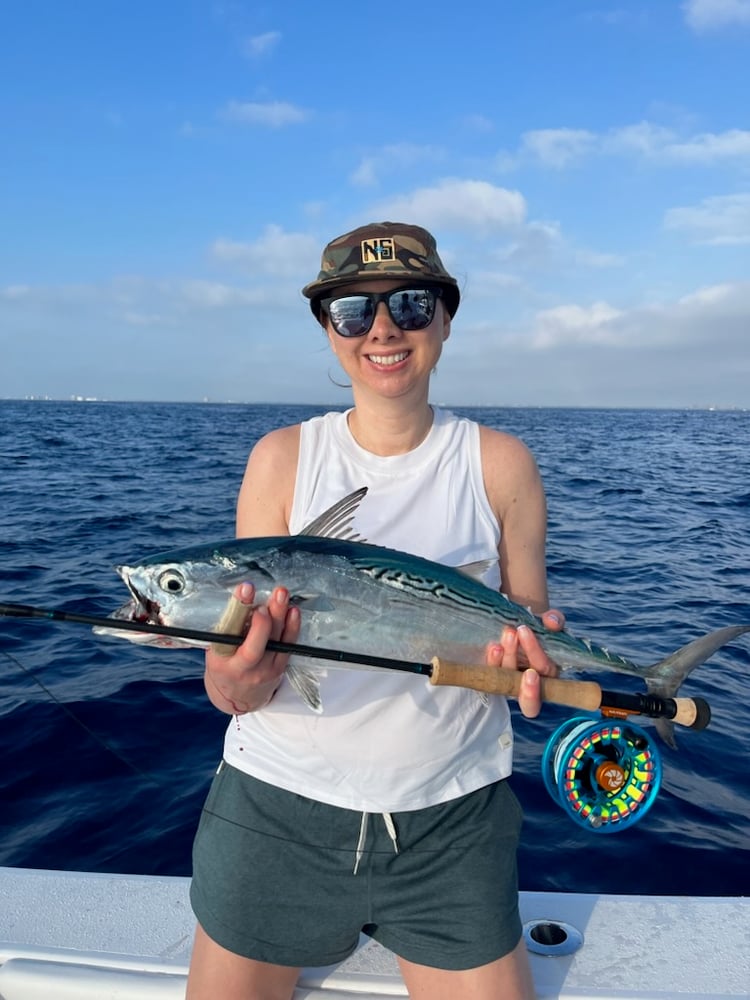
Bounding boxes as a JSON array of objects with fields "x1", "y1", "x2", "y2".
[{"x1": 190, "y1": 762, "x2": 523, "y2": 970}]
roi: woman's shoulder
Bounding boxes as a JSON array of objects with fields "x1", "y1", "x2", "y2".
[
  {"x1": 477, "y1": 423, "x2": 545, "y2": 512},
  {"x1": 238, "y1": 424, "x2": 301, "y2": 535},
  {"x1": 251, "y1": 423, "x2": 302, "y2": 461},
  {"x1": 247, "y1": 424, "x2": 302, "y2": 490},
  {"x1": 477, "y1": 423, "x2": 539, "y2": 469}
]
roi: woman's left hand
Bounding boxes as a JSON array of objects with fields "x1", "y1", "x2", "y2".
[{"x1": 486, "y1": 609, "x2": 565, "y2": 718}]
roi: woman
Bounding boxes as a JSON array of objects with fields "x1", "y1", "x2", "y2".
[{"x1": 187, "y1": 222, "x2": 562, "y2": 1000}]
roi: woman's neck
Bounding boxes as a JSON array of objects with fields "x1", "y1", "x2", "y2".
[{"x1": 346, "y1": 396, "x2": 435, "y2": 456}]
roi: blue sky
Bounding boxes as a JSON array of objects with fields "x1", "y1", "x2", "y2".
[{"x1": 1, "y1": 0, "x2": 748, "y2": 407}]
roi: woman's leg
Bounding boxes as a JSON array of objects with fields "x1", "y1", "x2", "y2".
[
  {"x1": 397, "y1": 938, "x2": 535, "y2": 1000},
  {"x1": 186, "y1": 923, "x2": 301, "y2": 1000}
]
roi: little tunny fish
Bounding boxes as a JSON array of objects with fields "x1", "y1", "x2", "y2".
[{"x1": 98, "y1": 488, "x2": 749, "y2": 744}]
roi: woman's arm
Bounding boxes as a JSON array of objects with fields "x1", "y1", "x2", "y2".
[
  {"x1": 480, "y1": 426, "x2": 563, "y2": 718},
  {"x1": 203, "y1": 426, "x2": 301, "y2": 715}
]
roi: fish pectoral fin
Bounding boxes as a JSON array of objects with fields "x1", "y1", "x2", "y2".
[
  {"x1": 456, "y1": 558, "x2": 498, "y2": 582},
  {"x1": 289, "y1": 593, "x2": 336, "y2": 611},
  {"x1": 286, "y1": 663, "x2": 323, "y2": 713},
  {"x1": 298, "y1": 487, "x2": 369, "y2": 542}
]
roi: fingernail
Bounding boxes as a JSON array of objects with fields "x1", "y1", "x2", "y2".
[
  {"x1": 546, "y1": 613, "x2": 562, "y2": 626},
  {"x1": 274, "y1": 587, "x2": 289, "y2": 605},
  {"x1": 239, "y1": 582, "x2": 254, "y2": 602}
]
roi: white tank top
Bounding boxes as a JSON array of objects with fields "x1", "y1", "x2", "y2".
[{"x1": 223, "y1": 407, "x2": 514, "y2": 811}]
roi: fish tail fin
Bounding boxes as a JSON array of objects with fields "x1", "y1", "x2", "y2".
[{"x1": 646, "y1": 624, "x2": 750, "y2": 747}]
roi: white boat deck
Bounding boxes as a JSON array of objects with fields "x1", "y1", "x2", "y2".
[{"x1": 0, "y1": 867, "x2": 747, "y2": 998}]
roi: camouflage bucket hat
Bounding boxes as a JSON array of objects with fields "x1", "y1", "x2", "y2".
[{"x1": 302, "y1": 222, "x2": 460, "y2": 319}]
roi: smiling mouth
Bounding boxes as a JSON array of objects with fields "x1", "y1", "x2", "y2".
[{"x1": 367, "y1": 351, "x2": 409, "y2": 366}]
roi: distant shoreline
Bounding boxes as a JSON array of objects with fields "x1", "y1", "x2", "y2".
[{"x1": 1, "y1": 397, "x2": 746, "y2": 413}]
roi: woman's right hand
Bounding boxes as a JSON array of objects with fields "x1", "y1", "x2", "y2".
[{"x1": 203, "y1": 582, "x2": 300, "y2": 715}]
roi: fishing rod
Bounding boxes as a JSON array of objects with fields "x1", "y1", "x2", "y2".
[{"x1": 0, "y1": 601, "x2": 710, "y2": 730}]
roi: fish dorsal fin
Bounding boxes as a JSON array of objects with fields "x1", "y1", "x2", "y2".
[
  {"x1": 300, "y1": 487, "x2": 369, "y2": 541},
  {"x1": 456, "y1": 558, "x2": 497, "y2": 582}
]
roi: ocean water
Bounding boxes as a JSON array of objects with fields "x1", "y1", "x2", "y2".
[{"x1": 1, "y1": 400, "x2": 748, "y2": 896}]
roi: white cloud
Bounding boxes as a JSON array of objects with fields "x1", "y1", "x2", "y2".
[
  {"x1": 467, "y1": 271, "x2": 524, "y2": 294},
  {"x1": 0, "y1": 276, "x2": 268, "y2": 317},
  {"x1": 574, "y1": 248, "x2": 625, "y2": 268},
  {"x1": 212, "y1": 225, "x2": 320, "y2": 276},
  {"x1": 463, "y1": 113, "x2": 495, "y2": 133},
  {"x1": 369, "y1": 179, "x2": 527, "y2": 232},
  {"x1": 655, "y1": 129, "x2": 750, "y2": 164},
  {"x1": 520, "y1": 128, "x2": 597, "y2": 168},
  {"x1": 350, "y1": 158, "x2": 378, "y2": 187},
  {"x1": 530, "y1": 302, "x2": 624, "y2": 348},
  {"x1": 683, "y1": 0, "x2": 750, "y2": 31},
  {"x1": 1, "y1": 285, "x2": 32, "y2": 300},
  {"x1": 491, "y1": 221, "x2": 564, "y2": 269},
  {"x1": 665, "y1": 193, "x2": 750, "y2": 244},
  {"x1": 242, "y1": 31, "x2": 281, "y2": 57},
  {"x1": 349, "y1": 144, "x2": 445, "y2": 187},
  {"x1": 176, "y1": 280, "x2": 262, "y2": 308},
  {"x1": 523, "y1": 279, "x2": 750, "y2": 351},
  {"x1": 603, "y1": 121, "x2": 678, "y2": 157},
  {"x1": 0, "y1": 282, "x2": 102, "y2": 307},
  {"x1": 678, "y1": 281, "x2": 738, "y2": 306},
  {"x1": 607, "y1": 122, "x2": 750, "y2": 163},
  {"x1": 505, "y1": 121, "x2": 750, "y2": 168},
  {"x1": 220, "y1": 100, "x2": 309, "y2": 127}
]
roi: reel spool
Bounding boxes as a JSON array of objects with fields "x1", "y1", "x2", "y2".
[{"x1": 542, "y1": 716, "x2": 662, "y2": 832}]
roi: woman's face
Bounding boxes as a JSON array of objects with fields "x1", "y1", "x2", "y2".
[{"x1": 322, "y1": 280, "x2": 451, "y2": 400}]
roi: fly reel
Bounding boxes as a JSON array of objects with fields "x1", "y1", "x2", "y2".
[{"x1": 542, "y1": 716, "x2": 662, "y2": 832}]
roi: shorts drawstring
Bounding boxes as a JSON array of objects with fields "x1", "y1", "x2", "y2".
[
  {"x1": 353, "y1": 812, "x2": 368, "y2": 875},
  {"x1": 352, "y1": 812, "x2": 400, "y2": 874},
  {"x1": 383, "y1": 812, "x2": 399, "y2": 855}
]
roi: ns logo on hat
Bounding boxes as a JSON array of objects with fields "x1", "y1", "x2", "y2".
[{"x1": 360, "y1": 237, "x2": 395, "y2": 263}]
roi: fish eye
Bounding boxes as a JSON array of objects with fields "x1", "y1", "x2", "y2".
[{"x1": 157, "y1": 569, "x2": 186, "y2": 594}]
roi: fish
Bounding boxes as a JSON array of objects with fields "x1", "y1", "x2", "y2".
[{"x1": 97, "y1": 487, "x2": 750, "y2": 745}]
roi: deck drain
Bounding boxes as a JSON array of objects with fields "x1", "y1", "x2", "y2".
[{"x1": 523, "y1": 919, "x2": 584, "y2": 956}]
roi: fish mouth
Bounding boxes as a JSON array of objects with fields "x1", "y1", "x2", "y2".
[
  {"x1": 111, "y1": 568, "x2": 163, "y2": 626},
  {"x1": 105, "y1": 593, "x2": 161, "y2": 626},
  {"x1": 94, "y1": 567, "x2": 192, "y2": 647},
  {"x1": 95, "y1": 580, "x2": 174, "y2": 646},
  {"x1": 125, "y1": 584, "x2": 162, "y2": 626}
]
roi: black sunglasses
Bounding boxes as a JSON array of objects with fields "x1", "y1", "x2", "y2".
[{"x1": 318, "y1": 285, "x2": 443, "y2": 338}]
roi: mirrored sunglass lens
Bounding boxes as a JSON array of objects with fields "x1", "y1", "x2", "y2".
[
  {"x1": 389, "y1": 289, "x2": 436, "y2": 329},
  {"x1": 329, "y1": 296, "x2": 372, "y2": 336}
]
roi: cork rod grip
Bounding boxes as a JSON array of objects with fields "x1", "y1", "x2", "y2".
[
  {"x1": 666, "y1": 697, "x2": 710, "y2": 730},
  {"x1": 429, "y1": 657, "x2": 604, "y2": 711},
  {"x1": 210, "y1": 595, "x2": 252, "y2": 657}
]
